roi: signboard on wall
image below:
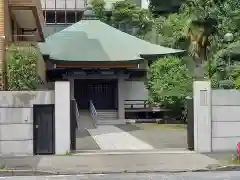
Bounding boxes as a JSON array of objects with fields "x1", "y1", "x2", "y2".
[{"x1": 200, "y1": 90, "x2": 208, "y2": 106}]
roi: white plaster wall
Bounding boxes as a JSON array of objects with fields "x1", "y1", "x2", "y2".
[
  {"x1": 211, "y1": 89, "x2": 240, "y2": 151},
  {"x1": 193, "y1": 81, "x2": 212, "y2": 153},
  {"x1": 55, "y1": 81, "x2": 70, "y2": 154},
  {"x1": 124, "y1": 80, "x2": 148, "y2": 109},
  {"x1": 124, "y1": 81, "x2": 148, "y2": 100}
]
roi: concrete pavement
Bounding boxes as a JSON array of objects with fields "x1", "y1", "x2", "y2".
[
  {"x1": 2, "y1": 171, "x2": 240, "y2": 180},
  {"x1": 0, "y1": 152, "x2": 219, "y2": 174},
  {"x1": 116, "y1": 124, "x2": 187, "y2": 149},
  {"x1": 76, "y1": 123, "x2": 187, "y2": 151},
  {"x1": 87, "y1": 125, "x2": 154, "y2": 150}
]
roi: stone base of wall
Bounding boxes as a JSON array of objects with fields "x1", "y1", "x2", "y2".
[{"x1": 0, "y1": 140, "x2": 33, "y2": 156}]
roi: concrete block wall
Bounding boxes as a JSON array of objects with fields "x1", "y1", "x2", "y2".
[
  {"x1": 0, "y1": 81, "x2": 71, "y2": 156},
  {"x1": 194, "y1": 81, "x2": 240, "y2": 152},
  {"x1": 0, "y1": 91, "x2": 54, "y2": 156},
  {"x1": 212, "y1": 89, "x2": 240, "y2": 151}
]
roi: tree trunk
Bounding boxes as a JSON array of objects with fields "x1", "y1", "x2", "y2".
[{"x1": 194, "y1": 46, "x2": 207, "y2": 80}]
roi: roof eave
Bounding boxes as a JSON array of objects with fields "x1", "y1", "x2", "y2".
[
  {"x1": 47, "y1": 58, "x2": 143, "y2": 64},
  {"x1": 140, "y1": 50, "x2": 186, "y2": 59}
]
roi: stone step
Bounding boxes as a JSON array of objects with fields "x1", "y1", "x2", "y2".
[{"x1": 97, "y1": 112, "x2": 117, "y2": 115}]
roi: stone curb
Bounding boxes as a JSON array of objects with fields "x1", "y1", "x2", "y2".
[
  {"x1": 190, "y1": 164, "x2": 240, "y2": 172},
  {"x1": 0, "y1": 165, "x2": 240, "y2": 176},
  {"x1": 0, "y1": 170, "x2": 55, "y2": 176},
  {"x1": 207, "y1": 165, "x2": 240, "y2": 171},
  {"x1": 0, "y1": 170, "x2": 189, "y2": 176}
]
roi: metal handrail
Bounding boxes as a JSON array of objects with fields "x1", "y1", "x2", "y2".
[
  {"x1": 71, "y1": 98, "x2": 80, "y2": 129},
  {"x1": 90, "y1": 100, "x2": 98, "y2": 127},
  {"x1": 74, "y1": 99, "x2": 80, "y2": 129}
]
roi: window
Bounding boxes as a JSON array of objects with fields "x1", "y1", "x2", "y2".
[
  {"x1": 46, "y1": 10, "x2": 56, "y2": 24},
  {"x1": 56, "y1": 11, "x2": 66, "y2": 23},
  {"x1": 45, "y1": 10, "x2": 83, "y2": 24},
  {"x1": 66, "y1": 11, "x2": 76, "y2": 24}
]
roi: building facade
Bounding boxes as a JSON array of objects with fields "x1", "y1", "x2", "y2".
[{"x1": 40, "y1": 0, "x2": 149, "y2": 28}]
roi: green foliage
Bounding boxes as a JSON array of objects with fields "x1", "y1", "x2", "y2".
[
  {"x1": 154, "y1": 13, "x2": 190, "y2": 48},
  {"x1": 235, "y1": 77, "x2": 240, "y2": 89},
  {"x1": 153, "y1": 0, "x2": 240, "y2": 87},
  {"x1": 149, "y1": 0, "x2": 186, "y2": 14},
  {"x1": 7, "y1": 44, "x2": 40, "y2": 90},
  {"x1": 147, "y1": 56, "x2": 192, "y2": 108},
  {"x1": 89, "y1": 0, "x2": 106, "y2": 21},
  {"x1": 90, "y1": 0, "x2": 153, "y2": 35}
]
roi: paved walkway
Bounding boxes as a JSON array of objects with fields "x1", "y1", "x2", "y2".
[
  {"x1": 87, "y1": 125, "x2": 154, "y2": 150},
  {"x1": 76, "y1": 111, "x2": 100, "y2": 150}
]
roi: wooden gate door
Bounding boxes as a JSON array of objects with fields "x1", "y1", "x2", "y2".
[
  {"x1": 33, "y1": 105, "x2": 55, "y2": 155},
  {"x1": 75, "y1": 80, "x2": 117, "y2": 109},
  {"x1": 90, "y1": 82, "x2": 116, "y2": 109}
]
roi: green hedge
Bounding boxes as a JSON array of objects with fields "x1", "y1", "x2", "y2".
[{"x1": 6, "y1": 44, "x2": 40, "y2": 90}]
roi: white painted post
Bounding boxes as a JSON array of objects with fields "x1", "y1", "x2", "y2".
[
  {"x1": 193, "y1": 81, "x2": 212, "y2": 152},
  {"x1": 55, "y1": 81, "x2": 70, "y2": 154}
]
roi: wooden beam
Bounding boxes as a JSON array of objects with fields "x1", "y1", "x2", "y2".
[{"x1": 56, "y1": 63, "x2": 138, "y2": 68}]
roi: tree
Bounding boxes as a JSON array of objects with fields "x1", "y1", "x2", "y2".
[
  {"x1": 147, "y1": 56, "x2": 192, "y2": 109},
  {"x1": 6, "y1": 44, "x2": 40, "y2": 90},
  {"x1": 89, "y1": 0, "x2": 107, "y2": 22},
  {"x1": 153, "y1": 13, "x2": 189, "y2": 48},
  {"x1": 90, "y1": 0, "x2": 153, "y2": 36},
  {"x1": 153, "y1": 0, "x2": 240, "y2": 80}
]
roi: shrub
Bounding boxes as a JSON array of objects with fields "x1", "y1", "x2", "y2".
[{"x1": 6, "y1": 44, "x2": 40, "y2": 90}]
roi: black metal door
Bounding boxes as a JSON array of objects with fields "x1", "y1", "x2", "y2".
[{"x1": 33, "y1": 105, "x2": 55, "y2": 155}]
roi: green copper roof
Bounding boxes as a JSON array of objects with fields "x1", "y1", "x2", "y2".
[
  {"x1": 43, "y1": 25, "x2": 69, "y2": 38},
  {"x1": 38, "y1": 20, "x2": 184, "y2": 62}
]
